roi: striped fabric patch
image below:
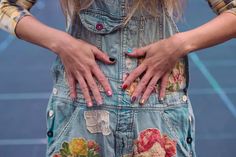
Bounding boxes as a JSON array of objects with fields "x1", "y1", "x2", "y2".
[
  {"x1": 208, "y1": 0, "x2": 236, "y2": 15},
  {"x1": 0, "y1": 0, "x2": 36, "y2": 35}
]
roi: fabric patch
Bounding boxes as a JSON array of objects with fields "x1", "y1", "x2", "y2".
[
  {"x1": 53, "y1": 138, "x2": 100, "y2": 157},
  {"x1": 133, "y1": 128, "x2": 177, "y2": 157},
  {"x1": 84, "y1": 110, "x2": 111, "y2": 136}
]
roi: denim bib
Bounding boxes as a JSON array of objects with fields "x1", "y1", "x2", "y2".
[{"x1": 46, "y1": 1, "x2": 196, "y2": 157}]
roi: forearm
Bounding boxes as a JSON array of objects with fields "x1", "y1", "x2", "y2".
[
  {"x1": 15, "y1": 15, "x2": 72, "y2": 54},
  {"x1": 175, "y1": 12, "x2": 236, "y2": 55}
]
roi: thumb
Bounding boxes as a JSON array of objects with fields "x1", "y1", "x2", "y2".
[
  {"x1": 92, "y1": 47, "x2": 116, "y2": 64},
  {"x1": 125, "y1": 46, "x2": 149, "y2": 57}
]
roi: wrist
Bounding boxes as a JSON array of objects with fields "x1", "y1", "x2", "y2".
[
  {"x1": 171, "y1": 32, "x2": 195, "y2": 57},
  {"x1": 49, "y1": 31, "x2": 75, "y2": 56}
]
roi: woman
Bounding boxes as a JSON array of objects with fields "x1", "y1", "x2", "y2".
[{"x1": 0, "y1": 0, "x2": 236, "y2": 156}]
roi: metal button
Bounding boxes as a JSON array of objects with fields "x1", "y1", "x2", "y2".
[
  {"x1": 187, "y1": 137, "x2": 193, "y2": 144},
  {"x1": 48, "y1": 110, "x2": 54, "y2": 118},
  {"x1": 189, "y1": 115, "x2": 192, "y2": 123},
  {"x1": 96, "y1": 23, "x2": 104, "y2": 31},
  {"x1": 53, "y1": 88, "x2": 58, "y2": 95},
  {"x1": 182, "y1": 95, "x2": 188, "y2": 102},
  {"x1": 47, "y1": 131, "x2": 53, "y2": 137}
]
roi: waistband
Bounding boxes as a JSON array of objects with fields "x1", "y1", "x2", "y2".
[{"x1": 50, "y1": 81, "x2": 189, "y2": 110}]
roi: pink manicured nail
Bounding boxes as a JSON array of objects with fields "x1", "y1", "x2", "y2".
[
  {"x1": 107, "y1": 90, "x2": 112, "y2": 96},
  {"x1": 98, "y1": 99, "x2": 103, "y2": 105},
  {"x1": 88, "y1": 102, "x2": 93, "y2": 107}
]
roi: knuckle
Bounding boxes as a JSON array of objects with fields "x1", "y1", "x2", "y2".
[
  {"x1": 94, "y1": 92, "x2": 101, "y2": 99},
  {"x1": 140, "y1": 79, "x2": 147, "y2": 85},
  {"x1": 80, "y1": 85, "x2": 88, "y2": 91},
  {"x1": 69, "y1": 84, "x2": 75, "y2": 90},
  {"x1": 98, "y1": 77, "x2": 107, "y2": 83},
  {"x1": 147, "y1": 85, "x2": 155, "y2": 91},
  {"x1": 133, "y1": 71, "x2": 139, "y2": 76},
  {"x1": 90, "y1": 82, "x2": 97, "y2": 88},
  {"x1": 79, "y1": 68, "x2": 87, "y2": 74}
]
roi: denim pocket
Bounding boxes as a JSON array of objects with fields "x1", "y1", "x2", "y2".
[
  {"x1": 162, "y1": 102, "x2": 195, "y2": 156},
  {"x1": 46, "y1": 95, "x2": 81, "y2": 156},
  {"x1": 79, "y1": 9, "x2": 123, "y2": 35}
]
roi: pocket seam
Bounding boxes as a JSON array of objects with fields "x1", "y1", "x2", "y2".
[{"x1": 47, "y1": 104, "x2": 81, "y2": 155}]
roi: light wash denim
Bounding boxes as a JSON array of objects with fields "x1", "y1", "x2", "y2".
[{"x1": 46, "y1": 1, "x2": 196, "y2": 157}]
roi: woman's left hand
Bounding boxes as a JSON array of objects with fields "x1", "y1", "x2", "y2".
[{"x1": 122, "y1": 34, "x2": 187, "y2": 105}]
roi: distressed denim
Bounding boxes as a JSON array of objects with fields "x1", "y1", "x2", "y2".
[{"x1": 46, "y1": 1, "x2": 196, "y2": 157}]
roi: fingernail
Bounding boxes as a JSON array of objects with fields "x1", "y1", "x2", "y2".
[
  {"x1": 122, "y1": 84, "x2": 128, "y2": 90},
  {"x1": 70, "y1": 95, "x2": 77, "y2": 102},
  {"x1": 159, "y1": 97, "x2": 164, "y2": 101},
  {"x1": 131, "y1": 96, "x2": 136, "y2": 103},
  {"x1": 109, "y1": 57, "x2": 116, "y2": 62},
  {"x1": 98, "y1": 101, "x2": 103, "y2": 105},
  {"x1": 139, "y1": 99, "x2": 145, "y2": 105},
  {"x1": 127, "y1": 48, "x2": 133, "y2": 53},
  {"x1": 107, "y1": 90, "x2": 112, "y2": 96},
  {"x1": 88, "y1": 102, "x2": 93, "y2": 107}
]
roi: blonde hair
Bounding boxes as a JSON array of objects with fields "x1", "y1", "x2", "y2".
[{"x1": 60, "y1": 0, "x2": 185, "y2": 24}]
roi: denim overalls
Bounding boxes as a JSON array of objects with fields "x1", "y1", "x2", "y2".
[{"x1": 46, "y1": 1, "x2": 196, "y2": 157}]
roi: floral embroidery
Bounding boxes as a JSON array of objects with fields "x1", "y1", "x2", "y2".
[
  {"x1": 132, "y1": 128, "x2": 177, "y2": 157},
  {"x1": 166, "y1": 61, "x2": 186, "y2": 92},
  {"x1": 124, "y1": 56, "x2": 186, "y2": 96},
  {"x1": 53, "y1": 138, "x2": 100, "y2": 157}
]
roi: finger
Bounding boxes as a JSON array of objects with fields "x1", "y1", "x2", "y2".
[
  {"x1": 76, "y1": 73, "x2": 93, "y2": 107},
  {"x1": 92, "y1": 47, "x2": 116, "y2": 64},
  {"x1": 122, "y1": 64, "x2": 147, "y2": 90},
  {"x1": 159, "y1": 73, "x2": 169, "y2": 100},
  {"x1": 92, "y1": 64, "x2": 113, "y2": 96},
  {"x1": 65, "y1": 71, "x2": 77, "y2": 101},
  {"x1": 84, "y1": 72, "x2": 103, "y2": 105},
  {"x1": 125, "y1": 45, "x2": 150, "y2": 58},
  {"x1": 139, "y1": 75, "x2": 160, "y2": 105},
  {"x1": 130, "y1": 70, "x2": 153, "y2": 103}
]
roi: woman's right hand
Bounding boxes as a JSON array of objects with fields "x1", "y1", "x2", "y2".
[{"x1": 54, "y1": 34, "x2": 116, "y2": 107}]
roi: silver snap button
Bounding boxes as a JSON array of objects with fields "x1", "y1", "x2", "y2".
[
  {"x1": 53, "y1": 88, "x2": 58, "y2": 95},
  {"x1": 189, "y1": 115, "x2": 192, "y2": 123},
  {"x1": 48, "y1": 110, "x2": 54, "y2": 118},
  {"x1": 182, "y1": 95, "x2": 188, "y2": 102}
]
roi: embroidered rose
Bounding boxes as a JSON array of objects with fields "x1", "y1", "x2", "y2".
[
  {"x1": 87, "y1": 140, "x2": 100, "y2": 152},
  {"x1": 53, "y1": 138, "x2": 100, "y2": 157},
  {"x1": 134, "y1": 142, "x2": 166, "y2": 157},
  {"x1": 69, "y1": 138, "x2": 88, "y2": 156},
  {"x1": 133, "y1": 128, "x2": 177, "y2": 157},
  {"x1": 135, "y1": 128, "x2": 163, "y2": 153},
  {"x1": 162, "y1": 135, "x2": 177, "y2": 157},
  {"x1": 167, "y1": 61, "x2": 186, "y2": 91}
]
